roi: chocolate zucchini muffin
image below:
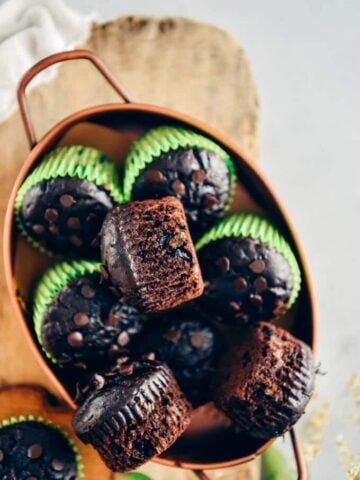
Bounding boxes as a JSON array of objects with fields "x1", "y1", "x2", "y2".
[
  {"x1": 100, "y1": 196, "x2": 204, "y2": 313},
  {"x1": 213, "y1": 322, "x2": 315, "y2": 439},
  {"x1": 136, "y1": 310, "x2": 224, "y2": 407},
  {"x1": 196, "y1": 213, "x2": 301, "y2": 324},
  {"x1": 15, "y1": 145, "x2": 122, "y2": 258},
  {"x1": 33, "y1": 260, "x2": 142, "y2": 369},
  {"x1": 137, "y1": 311, "x2": 224, "y2": 406},
  {"x1": 73, "y1": 360, "x2": 192, "y2": 472},
  {"x1": 0, "y1": 416, "x2": 83, "y2": 479},
  {"x1": 123, "y1": 125, "x2": 235, "y2": 233}
]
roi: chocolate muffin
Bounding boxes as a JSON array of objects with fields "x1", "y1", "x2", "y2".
[
  {"x1": 100, "y1": 196, "x2": 204, "y2": 313},
  {"x1": 136, "y1": 311, "x2": 224, "y2": 406},
  {"x1": 33, "y1": 260, "x2": 143, "y2": 369},
  {"x1": 213, "y1": 322, "x2": 315, "y2": 439},
  {"x1": 123, "y1": 125, "x2": 235, "y2": 233},
  {"x1": 0, "y1": 417, "x2": 83, "y2": 479},
  {"x1": 196, "y1": 213, "x2": 301, "y2": 324},
  {"x1": 15, "y1": 145, "x2": 122, "y2": 258},
  {"x1": 73, "y1": 360, "x2": 192, "y2": 472}
]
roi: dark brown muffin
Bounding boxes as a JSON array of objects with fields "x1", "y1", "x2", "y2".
[
  {"x1": 136, "y1": 310, "x2": 224, "y2": 406},
  {"x1": 20, "y1": 177, "x2": 114, "y2": 258},
  {"x1": 72, "y1": 360, "x2": 192, "y2": 472},
  {"x1": 0, "y1": 419, "x2": 81, "y2": 479},
  {"x1": 40, "y1": 273, "x2": 143, "y2": 370},
  {"x1": 213, "y1": 322, "x2": 315, "y2": 439},
  {"x1": 100, "y1": 197, "x2": 204, "y2": 313},
  {"x1": 197, "y1": 237, "x2": 295, "y2": 324},
  {"x1": 130, "y1": 147, "x2": 233, "y2": 233}
]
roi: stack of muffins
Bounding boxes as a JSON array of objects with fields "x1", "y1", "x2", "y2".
[{"x1": 13, "y1": 125, "x2": 316, "y2": 474}]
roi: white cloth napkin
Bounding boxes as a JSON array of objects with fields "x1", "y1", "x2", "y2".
[{"x1": 0, "y1": 0, "x2": 96, "y2": 121}]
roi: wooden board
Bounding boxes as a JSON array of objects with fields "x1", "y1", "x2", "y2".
[{"x1": 0, "y1": 16, "x2": 259, "y2": 479}]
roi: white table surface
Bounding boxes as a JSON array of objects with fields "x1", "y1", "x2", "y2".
[{"x1": 5, "y1": 0, "x2": 360, "y2": 478}]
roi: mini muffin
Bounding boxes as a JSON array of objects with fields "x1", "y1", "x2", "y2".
[
  {"x1": 73, "y1": 360, "x2": 192, "y2": 472},
  {"x1": 0, "y1": 416, "x2": 83, "y2": 479},
  {"x1": 100, "y1": 197, "x2": 204, "y2": 313},
  {"x1": 123, "y1": 125, "x2": 235, "y2": 233},
  {"x1": 196, "y1": 213, "x2": 301, "y2": 324},
  {"x1": 15, "y1": 145, "x2": 122, "y2": 258},
  {"x1": 213, "y1": 322, "x2": 315, "y2": 439},
  {"x1": 33, "y1": 260, "x2": 143, "y2": 369},
  {"x1": 136, "y1": 310, "x2": 224, "y2": 406}
]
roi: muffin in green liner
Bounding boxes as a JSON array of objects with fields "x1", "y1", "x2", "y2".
[
  {"x1": 15, "y1": 145, "x2": 123, "y2": 258},
  {"x1": 33, "y1": 260, "x2": 143, "y2": 369},
  {"x1": 123, "y1": 125, "x2": 236, "y2": 233},
  {"x1": 0, "y1": 415, "x2": 84, "y2": 479},
  {"x1": 196, "y1": 213, "x2": 301, "y2": 324}
]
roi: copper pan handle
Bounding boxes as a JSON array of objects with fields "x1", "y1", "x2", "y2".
[
  {"x1": 193, "y1": 428, "x2": 306, "y2": 480},
  {"x1": 17, "y1": 49, "x2": 133, "y2": 149}
]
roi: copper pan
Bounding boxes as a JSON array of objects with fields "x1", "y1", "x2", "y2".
[{"x1": 3, "y1": 50, "x2": 318, "y2": 479}]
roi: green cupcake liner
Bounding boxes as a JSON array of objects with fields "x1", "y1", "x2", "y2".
[
  {"x1": 14, "y1": 145, "x2": 123, "y2": 256},
  {"x1": 195, "y1": 212, "x2": 301, "y2": 309},
  {"x1": 123, "y1": 125, "x2": 236, "y2": 204},
  {"x1": 0, "y1": 415, "x2": 84, "y2": 478},
  {"x1": 33, "y1": 259, "x2": 101, "y2": 363}
]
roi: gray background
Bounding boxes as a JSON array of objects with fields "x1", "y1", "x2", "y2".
[{"x1": 5, "y1": 0, "x2": 360, "y2": 477}]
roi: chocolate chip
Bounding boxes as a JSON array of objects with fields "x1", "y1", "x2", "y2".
[
  {"x1": 202, "y1": 194, "x2": 217, "y2": 208},
  {"x1": 27, "y1": 443, "x2": 43, "y2": 459},
  {"x1": 216, "y1": 256, "x2": 230, "y2": 272},
  {"x1": 67, "y1": 216, "x2": 81, "y2": 229},
  {"x1": 81, "y1": 285, "x2": 95, "y2": 298},
  {"x1": 190, "y1": 332, "x2": 205, "y2": 348},
  {"x1": 233, "y1": 276, "x2": 247, "y2": 292},
  {"x1": 32, "y1": 224, "x2": 45, "y2": 235},
  {"x1": 67, "y1": 331, "x2": 83, "y2": 348},
  {"x1": 60, "y1": 194, "x2": 75, "y2": 207},
  {"x1": 142, "y1": 352, "x2": 156, "y2": 361},
  {"x1": 273, "y1": 302, "x2": 287, "y2": 316},
  {"x1": 249, "y1": 259, "x2": 266, "y2": 273},
  {"x1": 171, "y1": 179, "x2": 186, "y2": 196},
  {"x1": 0, "y1": 450, "x2": 4, "y2": 462},
  {"x1": 249, "y1": 294, "x2": 263, "y2": 307},
  {"x1": 253, "y1": 276, "x2": 268, "y2": 292},
  {"x1": 144, "y1": 169, "x2": 166, "y2": 183},
  {"x1": 69, "y1": 235, "x2": 83, "y2": 247},
  {"x1": 74, "y1": 362, "x2": 87, "y2": 370},
  {"x1": 92, "y1": 374, "x2": 105, "y2": 390},
  {"x1": 51, "y1": 458, "x2": 64, "y2": 471},
  {"x1": 117, "y1": 331, "x2": 130, "y2": 346},
  {"x1": 229, "y1": 301, "x2": 241, "y2": 311},
  {"x1": 108, "y1": 344, "x2": 120, "y2": 358},
  {"x1": 191, "y1": 169, "x2": 207, "y2": 183},
  {"x1": 163, "y1": 330, "x2": 181, "y2": 343},
  {"x1": 73, "y1": 312, "x2": 90, "y2": 326},
  {"x1": 44, "y1": 208, "x2": 59, "y2": 222},
  {"x1": 119, "y1": 363, "x2": 134, "y2": 375},
  {"x1": 48, "y1": 224, "x2": 59, "y2": 235}
]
